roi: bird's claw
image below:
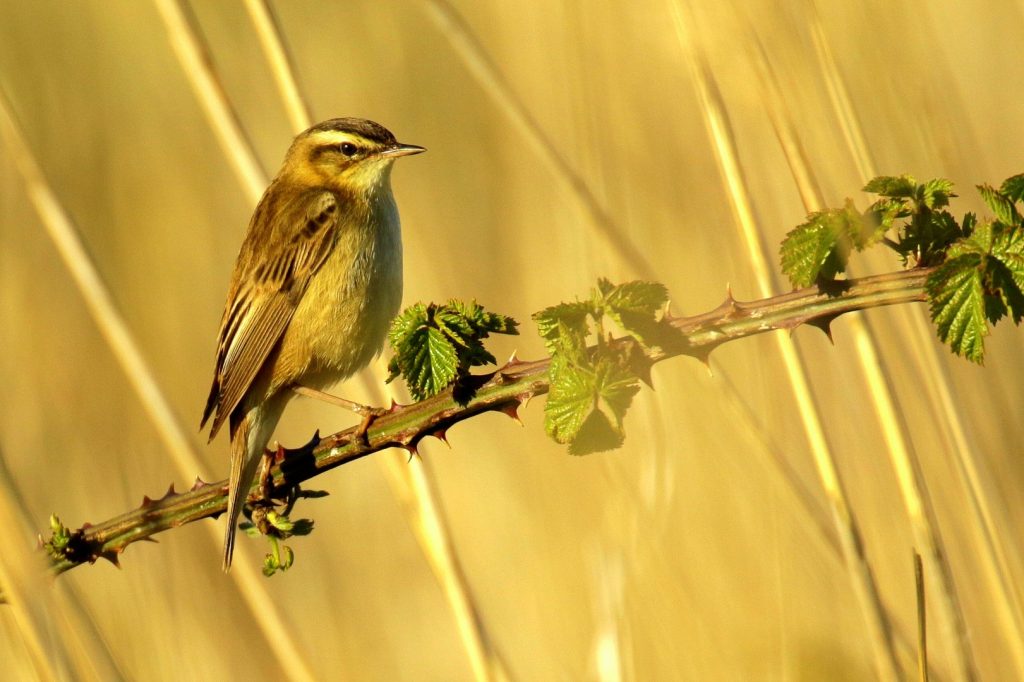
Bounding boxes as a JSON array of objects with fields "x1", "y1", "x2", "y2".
[{"x1": 352, "y1": 407, "x2": 388, "y2": 447}]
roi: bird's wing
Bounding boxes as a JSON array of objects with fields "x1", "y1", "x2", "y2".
[{"x1": 201, "y1": 188, "x2": 342, "y2": 440}]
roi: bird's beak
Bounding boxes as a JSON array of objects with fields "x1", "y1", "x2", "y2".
[{"x1": 381, "y1": 143, "x2": 426, "y2": 158}]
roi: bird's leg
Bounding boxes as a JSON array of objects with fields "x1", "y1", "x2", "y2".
[
  {"x1": 251, "y1": 444, "x2": 283, "y2": 536},
  {"x1": 292, "y1": 386, "x2": 388, "y2": 445},
  {"x1": 258, "y1": 445, "x2": 281, "y2": 501}
]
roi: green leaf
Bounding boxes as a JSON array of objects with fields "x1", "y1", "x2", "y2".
[
  {"x1": 990, "y1": 259, "x2": 1024, "y2": 324},
  {"x1": 864, "y1": 175, "x2": 917, "y2": 198},
  {"x1": 533, "y1": 301, "x2": 591, "y2": 353},
  {"x1": 462, "y1": 344, "x2": 497, "y2": 368},
  {"x1": 43, "y1": 514, "x2": 72, "y2": 560},
  {"x1": 388, "y1": 300, "x2": 518, "y2": 400},
  {"x1": 593, "y1": 357, "x2": 642, "y2": 426},
  {"x1": 924, "y1": 220, "x2": 1024, "y2": 362},
  {"x1": 922, "y1": 178, "x2": 955, "y2": 209},
  {"x1": 927, "y1": 252, "x2": 987, "y2": 362},
  {"x1": 544, "y1": 358, "x2": 594, "y2": 446},
  {"x1": 387, "y1": 303, "x2": 428, "y2": 350},
  {"x1": 978, "y1": 184, "x2": 1021, "y2": 226},
  {"x1": 779, "y1": 205, "x2": 859, "y2": 287},
  {"x1": 599, "y1": 280, "x2": 682, "y2": 348},
  {"x1": 1000, "y1": 174, "x2": 1024, "y2": 204},
  {"x1": 895, "y1": 209, "x2": 966, "y2": 266},
  {"x1": 448, "y1": 299, "x2": 519, "y2": 335},
  {"x1": 474, "y1": 311, "x2": 519, "y2": 335},
  {"x1": 596, "y1": 277, "x2": 616, "y2": 298},
  {"x1": 961, "y1": 212, "x2": 977, "y2": 238},
  {"x1": 986, "y1": 223, "x2": 1024, "y2": 323},
  {"x1": 400, "y1": 325, "x2": 458, "y2": 400},
  {"x1": 266, "y1": 511, "x2": 294, "y2": 532},
  {"x1": 861, "y1": 198, "x2": 905, "y2": 245},
  {"x1": 436, "y1": 306, "x2": 477, "y2": 347},
  {"x1": 602, "y1": 280, "x2": 668, "y2": 318},
  {"x1": 544, "y1": 354, "x2": 640, "y2": 455}
]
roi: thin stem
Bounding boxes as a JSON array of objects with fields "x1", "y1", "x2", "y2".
[{"x1": 917, "y1": 551, "x2": 929, "y2": 682}]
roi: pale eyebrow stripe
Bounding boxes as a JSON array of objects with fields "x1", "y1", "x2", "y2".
[{"x1": 307, "y1": 130, "x2": 371, "y2": 147}]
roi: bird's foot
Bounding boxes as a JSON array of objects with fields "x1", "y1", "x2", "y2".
[
  {"x1": 251, "y1": 444, "x2": 284, "y2": 535},
  {"x1": 352, "y1": 406, "x2": 389, "y2": 447}
]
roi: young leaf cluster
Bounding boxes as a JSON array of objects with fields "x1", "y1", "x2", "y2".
[
  {"x1": 533, "y1": 279, "x2": 682, "y2": 455},
  {"x1": 926, "y1": 176, "x2": 1024, "y2": 362},
  {"x1": 387, "y1": 300, "x2": 519, "y2": 402},
  {"x1": 42, "y1": 514, "x2": 72, "y2": 562},
  {"x1": 778, "y1": 172, "x2": 1024, "y2": 364},
  {"x1": 239, "y1": 486, "x2": 319, "y2": 576},
  {"x1": 780, "y1": 175, "x2": 963, "y2": 287}
]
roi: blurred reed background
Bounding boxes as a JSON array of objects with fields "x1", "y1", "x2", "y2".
[{"x1": 1, "y1": 1, "x2": 1022, "y2": 680}]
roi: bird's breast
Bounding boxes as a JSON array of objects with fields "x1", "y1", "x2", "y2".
[{"x1": 278, "y1": 191, "x2": 403, "y2": 389}]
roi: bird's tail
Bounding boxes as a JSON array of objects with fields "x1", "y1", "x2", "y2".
[{"x1": 223, "y1": 403, "x2": 280, "y2": 571}]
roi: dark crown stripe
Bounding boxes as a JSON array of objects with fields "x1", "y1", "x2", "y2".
[{"x1": 305, "y1": 118, "x2": 396, "y2": 145}]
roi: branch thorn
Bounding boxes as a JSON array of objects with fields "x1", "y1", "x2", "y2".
[
  {"x1": 496, "y1": 401, "x2": 523, "y2": 425},
  {"x1": 432, "y1": 427, "x2": 451, "y2": 447},
  {"x1": 806, "y1": 314, "x2": 838, "y2": 344}
]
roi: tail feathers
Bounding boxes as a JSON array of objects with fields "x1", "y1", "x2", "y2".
[{"x1": 222, "y1": 411, "x2": 265, "y2": 571}]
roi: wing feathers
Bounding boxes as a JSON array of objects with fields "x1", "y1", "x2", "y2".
[
  {"x1": 202, "y1": 189, "x2": 341, "y2": 439},
  {"x1": 205, "y1": 293, "x2": 293, "y2": 439}
]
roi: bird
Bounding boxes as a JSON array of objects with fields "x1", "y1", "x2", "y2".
[{"x1": 200, "y1": 118, "x2": 424, "y2": 569}]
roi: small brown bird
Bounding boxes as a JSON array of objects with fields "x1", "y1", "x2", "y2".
[{"x1": 201, "y1": 118, "x2": 424, "y2": 569}]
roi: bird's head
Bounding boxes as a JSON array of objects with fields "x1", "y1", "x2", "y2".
[{"x1": 283, "y1": 117, "x2": 425, "y2": 195}]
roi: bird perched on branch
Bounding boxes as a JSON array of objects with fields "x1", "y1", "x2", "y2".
[{"x1": 201, "y1": 118, "x2": 424, "y2": 569}]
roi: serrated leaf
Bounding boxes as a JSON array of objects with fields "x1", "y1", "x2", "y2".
[
  {"x1": 544, "y1": 360, "x2": 595, "y2": 445},
  {"x1": 948, "y1": 219, "x2": 994, "y2": 256},
  {"x1": 1000, "y1": 174, "x2": 1024, "y2": 205},
  {"x1": 986, "y1": 223, "x2": 1024, "y2": 323},
  {"x1": 486, "y1": 314, "x2": 518, "y2": 335},
  {"x1": 961, "y1": 212, "x2": 977, "y2": 238},
  {"x1": 533, "y1": 301, "x2": 591, "y2": 353},
  {"x1": 602, "y1": 281, "x2": 668, "y2": 317},
  {"x1": 447, "y1": 298, "x2": 482, "y2": 322},
  {"x1": 596, "y1": 277, "x2": 616, "y2": 297},
  {"x1": 470, "y1": 306, "x2": 519, "y2": 335},
  {"x1": 922, "y1": 178, "x2": 955, "y2": 209},
  {"x1": 436, "y1": 306, "x2": 476, "y2": 347},
  {"x1": 927, "y1": 252, "x2": 987, "y2": 362},
  {"x1": 780, "y1": 208, "x2": 854, "y2": 287},
  {"x1": 462, "y1": 343, "x2": 497, "y2": 368},
  {"x1": 401, "y1": 325, "x2": 458, "y2": 400},
  {"x1": 389, "y1": 299, "x2": 518, "y2": 399},
  {"x1": 910, "y1": 210, "x2": 965, "y2": 265},
  {"x1": 862, "y1": 198, "x2": 905, "y2": 244},
  {"x1": 864, "y1": 175, "x2": 917, "y2": 198},
  {"x1": 544, "y1": 354, "x2": 640, "y2": 455},
  {"x1": 448, "y1": 299, "x2": 518, "y2": 336},
  {"x1": 978, "y1": 184, "x2": 1021, "y2": 226},
  {"x1": 600, "y1": 280, "x2": 681, "y2": 347},
  {"x1": 592, "y1": 356, "x2": 642, "y2": 426},
  {"x1": 388, "y1": 302, "x2": 428, "y2": 349}
]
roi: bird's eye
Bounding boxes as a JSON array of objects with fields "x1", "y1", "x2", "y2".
[{"x1": 340, "y1": 142, "x2": 358, "y2": 156}]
